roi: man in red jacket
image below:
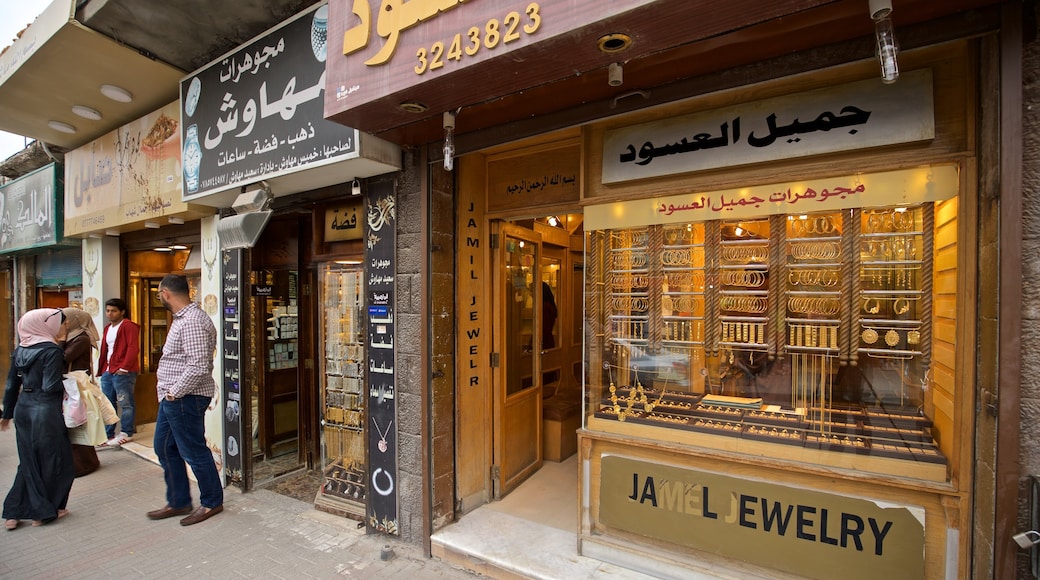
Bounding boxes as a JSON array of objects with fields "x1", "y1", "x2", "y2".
[{"x1": 97, "y1": 298, "x2": 140, "y2": 448}]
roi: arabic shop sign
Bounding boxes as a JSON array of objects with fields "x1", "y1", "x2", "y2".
[
  {"x1": 585, "y1": 165, "x2": 959, "y2": 231},
  {"x1": 600, "y1": 456, "x2": 925, "y2": 580},
  {"x1": 326, "y1": 0, "x2": 649, "y2": 120},
  {"x1": 324, "y1": 200, "x2": 363, "y2": 242},
  {"x1": 180, "y1": 3, "x2": 359, "y2": 201},
  {"x1": 487, "y1": 142, "x2": 579, "y2": 213},
  {"x1": 65, "y1": 102, "x2": 199, "y2": 236},
  {"x1": 602, "y1": 69, "x2": 934, "y2": 185},
  {"x1": 0, "y1": 163, "x2": 60, "y2": 253}
]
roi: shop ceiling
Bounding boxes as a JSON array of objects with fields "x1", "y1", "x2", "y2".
[{"x1": 0, "y1": 0, "x2": 1005, "y2": 166}]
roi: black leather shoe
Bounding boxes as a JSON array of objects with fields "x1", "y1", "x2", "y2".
[
  {"x1": 180, "y1": 505, "x2": 223, "y2": 526},
  {"x1": 147, "y1": 505, "x2": 193, "y2": 520}
]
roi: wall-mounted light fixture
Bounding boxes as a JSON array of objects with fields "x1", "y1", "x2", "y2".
[
  {"x1": 105, "y1": 229, "x2": 120, "y2": 237},
  {"x1": 168, "y1": 216, "x2": 185, "y2": 225},
  {"x1": 443, "y1": 111, "x2": 456, "y2": 171},
  {"x1": 144, "y1": 221, "x2": 161, "y2": 229},
  {"x1": 869, "y1": 0, "x2": 899, "y2": 84}
]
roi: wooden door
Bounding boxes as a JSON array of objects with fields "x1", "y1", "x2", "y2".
[{"x1": 492, "y1": 223, "x2": 543, "y2": 497}]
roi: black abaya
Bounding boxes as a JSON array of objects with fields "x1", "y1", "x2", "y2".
[{"x1": 1, "y1": 343, "x2": 75, "y2": 523}]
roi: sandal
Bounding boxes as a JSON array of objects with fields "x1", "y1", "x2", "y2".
[{"x1": 4, "y1": 519, "x2": 18, "y2": 530}]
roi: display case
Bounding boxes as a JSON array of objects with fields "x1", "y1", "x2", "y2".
[
  {"x1": 585, "y1": 204, "x2": 949, "y2": 480},
  {"x1": 315, "y1": 263, "x2": 367, "y2": 516}
]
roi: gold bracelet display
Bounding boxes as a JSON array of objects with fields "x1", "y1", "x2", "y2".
[
  {"x1": 611, "y1": 251, "x2": 648, "y2": 269},
  {"x1": 722, "y1": 321, "x2": 766, "y2": 345},
  {"x1": 789, "y1": 215, "x2": 836, "y2": 237},
  {"x1": 865, "y1": 209, "x2": 915, "y2": 234},
  {"x1": 611, "y1": 229, "x2": 648, "y2": 248},
  {"x1": 790, "y1": 240, "x2": 841, "y2": 260},
  {"x1": 720, "y1": 295, "x2": 768, "y2": 314},
  {"x1": 609, "y1": 296, "x2": 650, "y2": 312},
  {"x1": 661, "y1": 248, "x2": 695, "y2": 267},
  {"x1": 789, "y1": 323, "x2": 838, "y2": 348},
  {"x1": 721, "y1": 244, "x2": 768, "y2": 263},
  {"x1": 788, "y1": 269, "x2": 839, "y2": 287},
  {"x1": 664, "y1": 271, "x2": 705, "y2": 291},
  {"x1": 610, "y1": 273, "x2": 649, "y2": 291},
  {"x1": 787, "y1": 296, "x2": 840, "y2": 315},
  {"x1": 720, "y1": 269, "x2": 766, "y2": 287}
]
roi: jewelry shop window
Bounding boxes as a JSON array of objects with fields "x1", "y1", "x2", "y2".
[{"x1": 584, "y1": 169, "x2": 961, "y2": 482}]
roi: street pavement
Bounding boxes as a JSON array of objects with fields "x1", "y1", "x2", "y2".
[{"x1": 0, "y1": 431, "x2": 481, "y2": 579}]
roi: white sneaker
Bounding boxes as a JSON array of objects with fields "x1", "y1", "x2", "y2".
[{"x1": 104, "y1": 432, "x2": 132, "y2": 447}]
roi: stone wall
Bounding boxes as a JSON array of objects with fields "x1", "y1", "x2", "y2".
[{"x1": 1019, "y1": 13, "x2": 1040, "y2": 577}]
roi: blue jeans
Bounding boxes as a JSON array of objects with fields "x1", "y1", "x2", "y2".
[
  {"x1": 100, "y1": 371, "x2": 137, "y2": 438},
  {"x1": 153, "y1": 394, "x2": 223, "y2": 510}
]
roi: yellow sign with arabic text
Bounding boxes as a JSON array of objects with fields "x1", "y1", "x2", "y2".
[
  {"x1": 585, "y1": 165, "x2": 959, "y2": 231},
  {"x1": 65, "y1": 102, "x2": 193, "y2": 235}
]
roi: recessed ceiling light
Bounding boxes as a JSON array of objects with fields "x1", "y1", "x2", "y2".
[
  {"x1": 100, "y1": 84, "x2": 133, "y2": 103},
  {"x1": 71, "y1": 105, "x2": 102, "y2": 120},
  {"x1": 597, "y1": 33, "x2": 633, "y2": 54},
  {"x1": 398, "y1": 101, "x2": 428, "y2": 113},
  {"x1": 47, "y1": 120, "x2": 76, "y2": 134}
]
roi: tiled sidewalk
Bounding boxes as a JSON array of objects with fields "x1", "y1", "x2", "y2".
[{"x1": 0, "y1": 431, "x2": 477, "y2": 579}]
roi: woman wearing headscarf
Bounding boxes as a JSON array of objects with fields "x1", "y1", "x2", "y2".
[
  {"x1": 1, "y1": 308, "x2": 75, "y2": 530},
  {"x1": 62, "y1": 307, "x2": 103, "y2": 477}
]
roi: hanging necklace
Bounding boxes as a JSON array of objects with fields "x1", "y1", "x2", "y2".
[{"x1": 371, "y1": 416, "x2": 393, "y2": 452}]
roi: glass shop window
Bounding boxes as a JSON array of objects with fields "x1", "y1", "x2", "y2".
[{"x1": 584, "y1": 201, "x2": 959, "y2": 481}]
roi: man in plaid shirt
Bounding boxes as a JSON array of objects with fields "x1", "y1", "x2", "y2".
[{"x1": 145, "y1": 274, "x2": 224, "y2": 526}]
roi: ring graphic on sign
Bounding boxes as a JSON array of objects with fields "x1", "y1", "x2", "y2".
[{"x1": 372, "y1": 468, "x2": 394, "y2": 496}]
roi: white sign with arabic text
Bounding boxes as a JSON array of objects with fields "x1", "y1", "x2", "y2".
[{"x1": 603, "y1": 69, "x2": 934, "y2": 184}]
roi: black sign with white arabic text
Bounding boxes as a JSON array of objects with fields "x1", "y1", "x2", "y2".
[
  {"x1": 365, "y1": 181, "x2": 397, "y2": 534},
  {"x1": 179, "y1": 4, "x2": 358, "y2": 200},
  {"x1": 221, "y1": 249, "x2": 245, "y2": 486}
]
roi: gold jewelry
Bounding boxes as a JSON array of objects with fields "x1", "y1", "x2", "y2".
[
  {"x1": 885, "y1": 329, "x2": 900, "y2": 347},
  {"x1": 862, "y1": 297, "x2": 880, "y2": 314},
  {"x1": 862, "y1": 328, "x2": 878, "y2": 344},
  {"x1": 893, "y1": 298, "x2": 910, "y2": 315},
  {"x1": 907, "y1": 330, "x2": 920, "y2": 345}
]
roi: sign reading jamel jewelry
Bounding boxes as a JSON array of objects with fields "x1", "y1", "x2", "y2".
[
  {"x1": 365, "y1": 182, "x2": 397, "y2": 534},
  {"x1": 325, "y1": 0, "x2": 648, "y2": 126},
  {"x1": 221, "y1": 249, "x2": 245, "y2": 485},
  {"x1": 64, "y1": 102, "x2": 209, "y2": 236},
  {"x1": 600, "y1": 456, "x2": 925, "y2": 580},
  {"x1": 0, "y1": 163, "x2": 60, "y2": 253},
  {"x1": 324, "y1": 199, "x2": 364, "y2": 242},
  {"x1": 585, "y1": 165, "x2": 960, "y2": 231},
  {"x1": 602, "y1": 69, "x2": 935, "y2": 184},
  {"x1": 180, "y1": 4, "x2": 359, "y2": 200}
]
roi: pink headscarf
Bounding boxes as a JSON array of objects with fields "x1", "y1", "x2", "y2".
[{"x1": 17, "y1": 308, "x2": 65, "y2": 347}]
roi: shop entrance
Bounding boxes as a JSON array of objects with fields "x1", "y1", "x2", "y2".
[{"x1": 490, "y1": 215, "x2": 584, "y2": 499}]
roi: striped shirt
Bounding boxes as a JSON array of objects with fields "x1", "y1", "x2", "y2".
[{"x1": 156, "y1": 301, "x2": 217, "y2": 400}]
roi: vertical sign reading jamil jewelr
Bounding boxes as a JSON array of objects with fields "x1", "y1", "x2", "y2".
[
  {"x1": 221, "y1": 249, "x2": 245, "y2": 486},
  {"x1": 365, "y1": 182, "x2": 397, "y2": 534}
]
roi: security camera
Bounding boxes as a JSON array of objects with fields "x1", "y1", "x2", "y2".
[{"x1": 1014, "y1": 530, "x2": 1040, "y2": 549}]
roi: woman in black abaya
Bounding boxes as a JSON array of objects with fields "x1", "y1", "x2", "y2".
[{"x1": 1, "y1": 308, "x2": 75, "y2": 530}]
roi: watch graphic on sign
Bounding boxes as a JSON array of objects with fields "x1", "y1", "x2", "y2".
[{"x1": 183, "y1": 124, "x2": 202, "y2": 194}]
